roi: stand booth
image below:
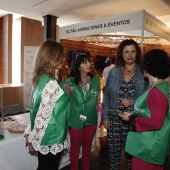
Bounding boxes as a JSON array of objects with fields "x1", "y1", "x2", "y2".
[
  {"x1": 59, "y1": 10, "x2": 170, "y2": 50},
  {"x1": 22, "y1": 10, "x2": 170, "y2": 170}
]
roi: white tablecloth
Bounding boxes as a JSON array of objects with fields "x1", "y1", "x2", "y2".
[
  {"x1": 0, "y1": 113, "x2": 38, "y2": 170},
  {"x1": 0, "y1": 130, "x2": 37, "y2": 170},
  {"x1": 0, "y1": 113, "x2": 101, "y2": 170}
]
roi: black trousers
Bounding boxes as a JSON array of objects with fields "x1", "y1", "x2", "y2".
[
  {"x1": 108, "y1": 115, "x2": 130, "y2": 170},
  {"x1": 37, "y1": 151, "x2": 62, "y2": 170}
]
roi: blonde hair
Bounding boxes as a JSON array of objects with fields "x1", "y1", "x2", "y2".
[{"x1": 32, "y1": 40, "x2": 64, "y2": 87}]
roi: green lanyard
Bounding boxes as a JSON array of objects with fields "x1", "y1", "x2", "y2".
[
  {"x1": 82, "y1": 87, "x2": 87, "y2": 112},
  {"x1": 147, "y1": 78, "x2": 159, "y2": 90}
]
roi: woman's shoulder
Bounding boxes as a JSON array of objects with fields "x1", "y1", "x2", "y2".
[
  {"x1": 37, "y1": 75, "x2": 59, "y2": 90},
  {"x1": 40, "y1": 74, "x2": 57, "y2": 79},
  {"x1": 111, "y1": 65, "x2": 121, "y2": 71},
  {"x1": 135, "y1": 66, "x2": 145, "y2": 78},
  {"x1": 136, "y1": 66, "x2": 144, "y2": 73},
  {"x1": 109, "y1": 66, "x2": 122, "y2": 75},
  {"x1": 39, "y1": 74, "x2": 48, "y2": 79},
  {"x1": 66, "y1": 77, "x2": 75, "y2": 85},
  {"x1": 92, "y1": 74, "x2": 100, "y2": 80},
  {"x1": 90, "y1": 74, "x2": 100, "y2": 83},
  {"x1": 38, "y1": 74, "x2": 56, "y2": 83}
]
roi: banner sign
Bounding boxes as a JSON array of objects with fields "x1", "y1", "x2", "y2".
[
  {"x1": 24, "y1": 46, "x2": 38, "y2": 110},
  {"x1": 144, "y1": 11, "x2": 170, "y2": 41},
  {"x1": 59, "y1": 10, "x2": 144, "y2": 39}
]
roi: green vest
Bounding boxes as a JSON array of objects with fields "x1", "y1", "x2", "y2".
[
  {"x1": 66, "y1": 75, "x2": 100, "y2": 130},
  {"x1": 30, "y1": 74, "x2": 68, "y2": 145},
  {"x1": 125, "y1": 82, "x2": 170, "y2": 165}
]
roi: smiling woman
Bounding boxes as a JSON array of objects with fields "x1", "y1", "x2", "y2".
[{"x1": 64, "y1": 53, "x2": 100, "y2": 170}]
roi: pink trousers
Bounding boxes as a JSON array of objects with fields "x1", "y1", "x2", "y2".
[
  {"x1": 131, "y1": 157, "x2": 164, "y2": 170},
  {"x1": 69, "y1": 124, "x2": 97, "y2": 170}
]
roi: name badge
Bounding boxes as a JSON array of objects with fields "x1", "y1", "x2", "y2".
[{"x1": 80, "y1": 114, "x2": 87, "y2": 121}]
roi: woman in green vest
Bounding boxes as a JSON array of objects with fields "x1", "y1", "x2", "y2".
[
  {"x1": 24, "y1": 40, "x2": 68, "y2": 170},
  {"x1": 119, "y1": 49, "x2": 170, "y2": 170},
  {"x1": 65, "y1": 53, "x2": 100, "y2": 170}
]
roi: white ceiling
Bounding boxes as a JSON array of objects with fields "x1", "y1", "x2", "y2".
[
  {"x1": 0, "y1": 0, "x2": 170, "y2": 27},
  {"x1": 0, "y1": 0, "x2": 170, "y2": 46}
]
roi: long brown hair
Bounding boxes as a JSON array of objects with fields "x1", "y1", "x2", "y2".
[{"x1": 32, "y1": 40, "x2": 64, "y2": 87}]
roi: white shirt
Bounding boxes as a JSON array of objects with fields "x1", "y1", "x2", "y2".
[
  {"x1": 102, "y1": 64, "x2": 115, "y2": 87},
  {"x1": 24, "y1": 80, "x2": 67, "y2": 155}
]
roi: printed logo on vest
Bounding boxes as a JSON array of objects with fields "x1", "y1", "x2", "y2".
[
  {"x1": 90, "y1": 90, "x2": 98, "y2": 96},
  {"x1": 134, "y1": 107, "x2": 144, "y2": 114}
]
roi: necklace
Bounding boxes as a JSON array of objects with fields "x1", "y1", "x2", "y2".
[
  {"x1": 81, "y1": 76, "x2": 90, "y2": 91},
  {"x1": 124, "y1": 66, "x2": 136, "y2": 73}
]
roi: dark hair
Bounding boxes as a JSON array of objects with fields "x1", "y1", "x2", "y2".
[
  {"x1": 143, "y1": 49, "x2": 170, "y2": 79},
  {"x1": 115, "y1": 39, "x2": 142, "y2": 66},
  {"x1": 70, "y1": 54, "x2": 93, "y2": 84}
]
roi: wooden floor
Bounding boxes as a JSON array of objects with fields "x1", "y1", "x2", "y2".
[
  {"x1": 60, "y1": 128, "x2": 110, "y2": 170},
  {"x1": 60, "y1": 126, "x2": 126, "y2": 170},
  {"x1": 60, "y1": 125, "x2": 170, "y2": 170},
  {"x1": 60, "y1": 126, "x2": 109, "y2": 170}
]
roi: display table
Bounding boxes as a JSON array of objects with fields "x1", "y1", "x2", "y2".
[
  {"x1": 0, "y1": 113, "x2": 37, "y2": 170},
  {"x1": 0, "y1": 113, "x2": 100, "y2": 170},
  {"x1": 0, "y1": 131, "x2": 37, "y2": 170}
]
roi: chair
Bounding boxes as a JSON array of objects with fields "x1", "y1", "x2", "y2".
[{"x1": 1, "y1": 104, "x2": 26, "y2": 117}]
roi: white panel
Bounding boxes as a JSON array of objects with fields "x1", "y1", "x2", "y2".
[
  {"x1": 144, "y1": 11, "x2": 170, "y2": 41},
  {"x1": 59, "y1": 10, "x2": 144, "y2": 39},
  {"x1": 24, "y1": 46, "x2": 38, "y2": 110}
]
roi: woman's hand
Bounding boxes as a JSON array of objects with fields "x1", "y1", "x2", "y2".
[
  {"x1": 118, "y1": 112, "x2": 132, "y2": 121},
  {"x1": 121, "y1": 98, "x2": 134, "y2": 107},
  {"x1": 25, "y1": 134, "x2": 35, "y2": 152},
  {"x1": 103, "y1": 121, "x2": 110, "y2": 129},
  {"x1": 28, "y1": 143, "x2": 35, "y2": 152}
]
